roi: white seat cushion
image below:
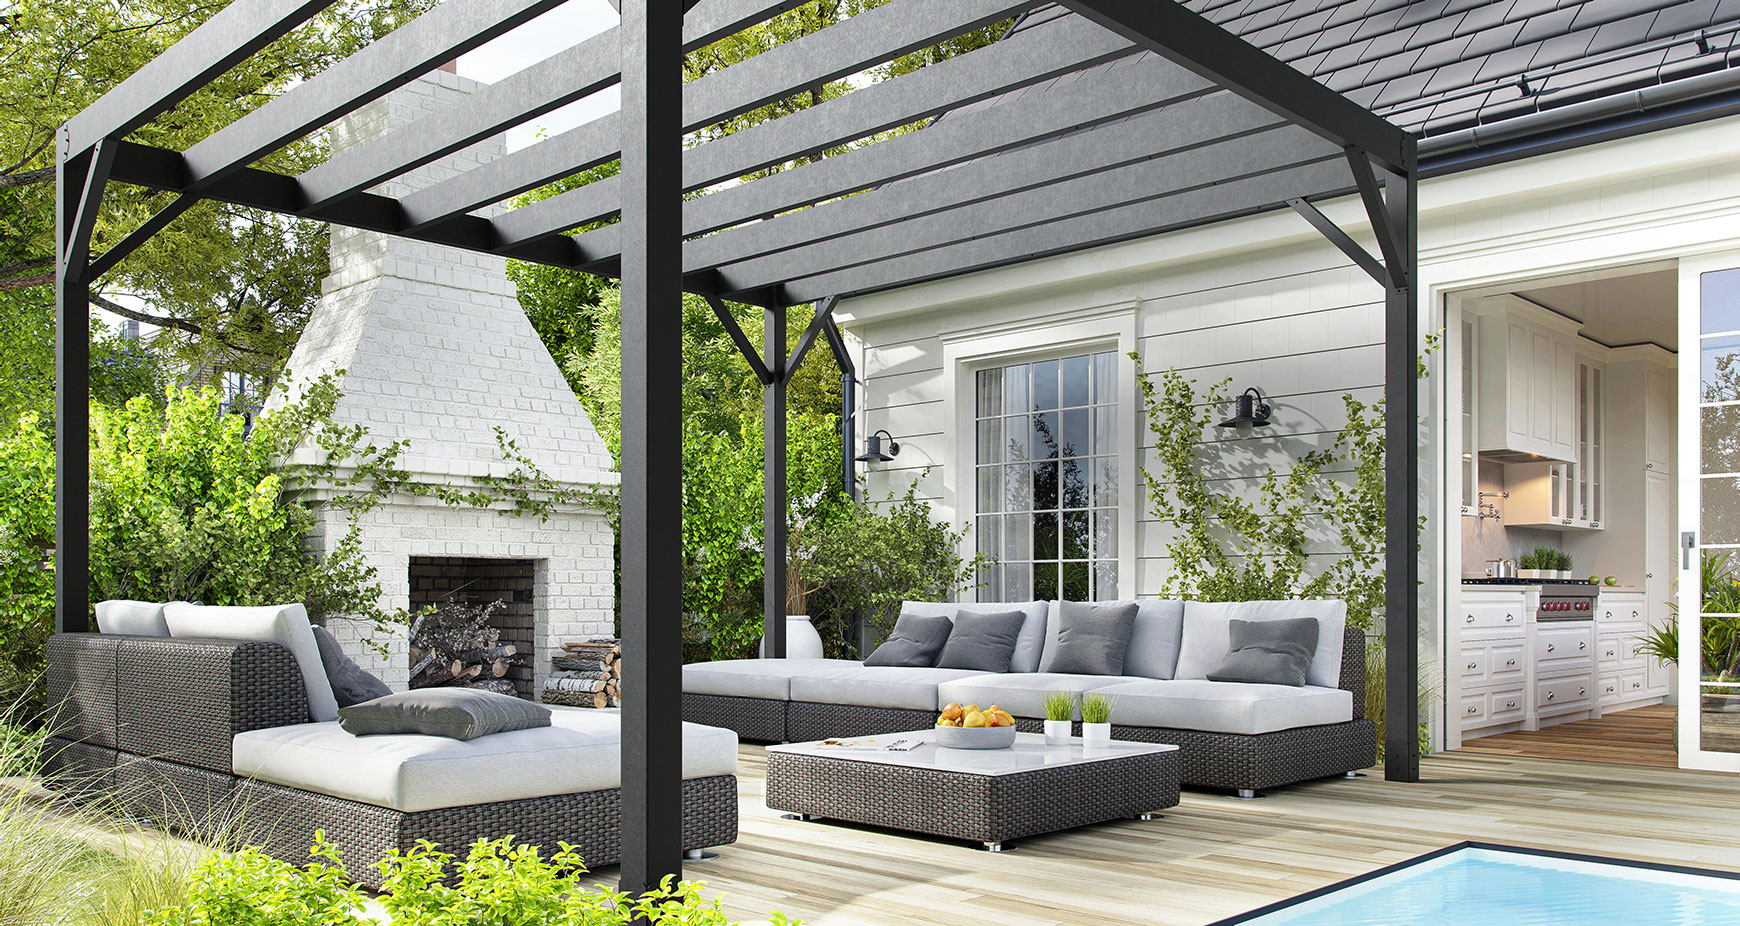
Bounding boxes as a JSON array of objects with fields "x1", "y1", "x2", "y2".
[
  {"x1": 682, "y1": 658, "x2": 859, "y2": 700},
  {"x1": 1088, "y1": 679, "x2": 1353, "y2": 735},
  {"x1": 936, "y1": 673, "x2": 1126, "y2": 720},
  {"x1": 164, "y1": 602, "x2": 340, "y2": 723},
  {"x1": 787, "y1": 665, "x2": 992, "y2": 711},
  {"x1": 1174, "y1": 600, "x2": 1347, "y2": 689},
  {"x1": 233, "y1": 708, "x2": 738, "y2": 813},
  {"x1": 899, "y1": 600, "x2": 1050, "y2": 673}
]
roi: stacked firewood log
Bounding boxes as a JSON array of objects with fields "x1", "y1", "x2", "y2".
[
  {"x1": 408, "y1": 600, "x2": 528, "y2": 698},
  {"x1": 542, "y1": 639, "x2": 622, "y2": 708}
]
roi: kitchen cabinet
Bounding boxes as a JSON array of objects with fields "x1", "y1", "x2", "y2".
[
  {"x1": 1475, "y1": 296, "x2": 1579, "y2": 464},
  {"x1": 1460, "y1": 317, "x2": 1478, "y2": 517},
  {"x1": 1501, "y1": 355, "x2": 1605, "y2": 530},
  {"x1": 1645, "y1": 365, "x2": 1672, "y2": 474}
]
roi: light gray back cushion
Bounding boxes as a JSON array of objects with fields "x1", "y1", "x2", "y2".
[
  {"x1": 164, "y1": 602, "x2": 342, "y2": 722},
  {"x1": 1174, "y1": 600, "x2": 1347, "y2": 689},
  {"x1": 863, "y1": 612, "x2": 953, "y2": 668},
  {"x1": 1039, "y1": 600, "x2": 1185, "y2": 678},
  {"x1": 94, "y1": 600, "x2": 173, "y2": 636},
  {"x1": 900, "y1": 600, "x2": 1048, "y2": 672},
  {"x1": 1046, "y1": 600, "x2": 1139, "y2": 675}
]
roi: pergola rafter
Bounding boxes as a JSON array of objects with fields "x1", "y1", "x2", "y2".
[{"x1": 55, "y1": 0, "x2": 1424, "y2": 890}]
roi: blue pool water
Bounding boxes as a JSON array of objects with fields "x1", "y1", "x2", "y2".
[{"x1": 1222, "y1": 845, "x2": 1740, "y2": 925}]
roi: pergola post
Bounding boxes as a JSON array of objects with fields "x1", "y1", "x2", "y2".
[
  {"x1": 617, "y1": 0, "x2": 686, "y2": 894},
  {"x1": 54, "y1": 133, "x2": 114, "y2": 635},
  {"x1": 763, "y1": 304, "x2": 788, "y2": 656},
  {"x1": 1381, "y1": 154, "x2": 1420, "y2": 783}
]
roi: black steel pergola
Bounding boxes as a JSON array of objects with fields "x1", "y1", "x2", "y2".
[{"x1": 55, "y1": 0, "x2": 1422, "y2": 892}]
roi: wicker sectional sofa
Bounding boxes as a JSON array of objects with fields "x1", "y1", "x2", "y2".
[
  {"x1": 684, "y1": 599, "x2": 1376, "y2": 796},
  {"x1": 44, "y1": 632, "x2": 739, "y2": 888}
]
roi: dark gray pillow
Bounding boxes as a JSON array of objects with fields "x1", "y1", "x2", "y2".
[
  {"x1": 864, "y1": 612, "x2": 954, "y2": 667},
  {"x1": 935, "y1": 610, "x2": 1026, "y2": 673},
  {"x1": 338, "y1": 688, "x2": 551, "y2": 740},
  {"x1": 1049, "y1": 600, "x2": 1139, "y2": 675},
  {"x1": 311, "y1": 624, "x2": 393, "y2": 707},
  {"x1": 1206, "y1": 617, "x2": 1321, "y2": 687}
]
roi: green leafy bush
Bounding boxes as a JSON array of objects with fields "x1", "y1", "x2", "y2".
[{"x1": 147, "y1": 834, "x2": 795, "y2": 926}]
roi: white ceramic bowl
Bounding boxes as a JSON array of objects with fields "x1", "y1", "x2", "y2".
[{"x1": 934, "y1": 724, "x2": 1017, "y2": 749}]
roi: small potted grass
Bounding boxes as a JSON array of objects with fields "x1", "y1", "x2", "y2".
[
  {"x1": 1080, "y1": 692, "x2": 1115, "y2": 749},
  {"x1": 1041, "y1": 691, "x2": 1076, "y2": 745}
]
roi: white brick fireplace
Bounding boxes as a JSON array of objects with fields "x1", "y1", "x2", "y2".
[{"x1": 274, "y1": 72, "x2": 617, "y2": 697}]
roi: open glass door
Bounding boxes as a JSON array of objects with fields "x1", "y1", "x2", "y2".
[{"x1": 1679, "y1": 253, "x2": 1740, "y2": 771}]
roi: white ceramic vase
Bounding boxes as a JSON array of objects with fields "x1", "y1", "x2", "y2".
[
  {"x1": 1082, "y1": 722, "x2": 1112, "y2": 749},
  {"x1": 759, "y1": 615, "x2": 824, "y2": 659},
  {"x1": 1043, "y1": 719, "x2": 1072, "y2": 746}
]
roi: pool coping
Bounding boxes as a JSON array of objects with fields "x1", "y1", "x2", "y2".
[{"x1": 1209, "y1": 841, "x2": 1740, "y2": 924}]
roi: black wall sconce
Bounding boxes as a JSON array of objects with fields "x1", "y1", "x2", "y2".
[
  {"x1": 855, "y1": 429, "x2": 901, "y2": 462},
  {"x1": 1217, "y1": 387, "x2": 1273, "y2": 430}
]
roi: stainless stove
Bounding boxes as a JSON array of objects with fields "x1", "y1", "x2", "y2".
[{"x1": 1536, "y1": 583, "x2": 1598, "y2": 621}]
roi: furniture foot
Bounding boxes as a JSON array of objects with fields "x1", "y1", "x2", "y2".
[
  {"x1": 1136, "y1": 812, "x2": 1161, "y2": 821},
  {"x1": 983, "y1": 842, "x2": 1007, "y2": 852},
  {"x1": 684, "y1": 849, "x2": 719, "y2": 862},
  {"x1": 1343, "y1": 771, "x2": 1365, "y2": 779},
  {"x1": 780, "y1": 813, "x2": 816, "y2": 821},
  {"x1": 1234, "y1": 789, "x2": 1264, "y2": 800}
]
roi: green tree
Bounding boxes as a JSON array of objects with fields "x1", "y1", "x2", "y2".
[{"x1": 0, "y1": 0, "x2": 435, "y2": 394}]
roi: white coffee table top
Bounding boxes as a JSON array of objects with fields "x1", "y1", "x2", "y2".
[{"x1": 767, "y1": 730, "x2": 1177, "y2": 777}]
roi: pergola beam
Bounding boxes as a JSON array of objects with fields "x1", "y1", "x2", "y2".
[
  {"x1": 718, "y1": 127, "x2": 1337, "y2": 295},
  {"x1": 495, "y1": 12, "x2": 1137, "y2": 252},
  {"x1": 62, "y1": 0, "x2": 336, "y2": 154},
  {"x1": 774, "y1": 158, "x2": 1348, "y2": 303},
  {"x1": 692, "y1": 91, "x2": 1292, "y2": 281},
  {"x1": 1055, "y1": 0, "x2": 1412, "y2": 174}
]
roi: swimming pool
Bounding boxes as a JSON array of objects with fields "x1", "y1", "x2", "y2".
[{"x1": 1214, "y1": 843, "x2": 1740, "y2": 925}]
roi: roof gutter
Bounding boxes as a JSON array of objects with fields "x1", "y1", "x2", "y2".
[{"x1": 1418, "y1": 66, "x2": 1740, "y2": 178}]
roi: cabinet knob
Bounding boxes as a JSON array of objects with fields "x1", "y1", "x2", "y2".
[
  {"x1": 1579, "y1": 641, "x2": 1586, "y2": 650},
  {"x1": 1633, "y1": 610, "x2": 1639, "y2": 619},
  {"x1": 1606, "y1": 685, "x2": 1615, "y2": 693},
  {"x1": 1547, "y1": 644, "x2": 1555, "y2": 652},
  {"x1": 1547, "y1": 692, "x2": 1556, "y2": 700},
  {"x1": 1579, "y1": 687, "x2": 1587, "y2": 696},
  {"x1": 1646, "y1": 462, "x2": 1654, "y2": 470},
  {"x1": 1467, "y1": 661, "x2": 1478, "y2": 670},
  {"x1": 1506, "y1": 659, "x2": 1517, "y2": 667},
  {"x1": 1505, "y1": 700, "x2": 1518, "y2": 709},
  {"x1": 1467, "y1": 705, "x2": 1478, "y2": 714},
  {"x1": 1506, "y1": 614, "x2": 1515, "y2": 622},
  {"x1": 1632, "y1": 681, "x2": 1641, "y2": 689},
  {"x1": 1466, "y1": 615, "x2": 1475, "y2": 623},
  {"x1": 1606, "y1": 649, "x2": 1615, "y2": 657}
]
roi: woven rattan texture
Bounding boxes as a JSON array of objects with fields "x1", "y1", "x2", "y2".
[
  {"x1": 116, "y1": 637, "x2": 308, "y2": 773},
  {"x1": 1341, "y1": 628, "x2": 1366, "y2": 719},
  {"x1": 683, "y1": 694, "x2": 787, "y2": 742},
  {"x1": 236, "y1": 774, "x2": 739, "y2": 890},
  {"x1": 1113, "y1": 718, "x2": 1376, "y2": 791},
  {"x1": 787, "y1": 701, "x2": 937, "y2": 742},
  {"x1": 766, "y1": 749, "x2": 1178, "y2": 845},
  {"x1": 40, "y1": 736, "x2": 118, "y2": 800},
  {"x1": 114, "y1": 756, "x2": 238, "y2": 837},
  {"x1": 45, "y1": 634, "x2": 122, "y2": 748}
]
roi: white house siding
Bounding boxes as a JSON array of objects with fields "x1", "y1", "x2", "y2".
[{"x1": 841, "y1": 113, "x2": 1740, "y2": 621}]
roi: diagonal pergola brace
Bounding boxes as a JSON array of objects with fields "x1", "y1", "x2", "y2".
[
  {"x1": 784, "y1": 295, "x2": 839, "y2": 378},
  {"x1": 1055, "y1": 0, "x2": 1412, "y2": 174},
  {"x1": 705, "y1": 294, "x2": 774, "y2": 385},
  {"x1": 1347, "y1": 148, "x2": 1408, "y2": 291},
  {"x1": 64, "y1": 140, "x2": 118, "y2": 268},
  {"x1": 1287, "y1": 196, "x2": 1392, "y2": 291}
]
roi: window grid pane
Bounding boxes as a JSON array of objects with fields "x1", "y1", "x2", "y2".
[{"x1": 975, "y1": 351, "x2": 1118, "y2": 603}]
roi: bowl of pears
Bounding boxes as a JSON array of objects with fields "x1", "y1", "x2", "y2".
[{"x1": 934, "y1": 702, "x2": 1018, "y2": 749}]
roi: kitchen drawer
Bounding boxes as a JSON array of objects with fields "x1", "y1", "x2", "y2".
[
  {"x1": 1488, "y1": 687, "x2": 1526, "y2": 723},
  {"x1": 1537, "y1": 675, "x2": 1594, "y2": 716},
  {"x1": 1460, "y1": 605, "x2": 1525, "y2": 630},
  {"x1": 1535, "y1": 625, "x2": 1593, "y2": 667},
  {"x1": 1488, "y1": 644, "x2": 1525, "y2": 683},
  {"x1": 1646, "y1": 658, "x2": 1671, "y2": 695},
  {"x1": 1596, "y1": 634, "x2": 1625, "y2": 668},
  {"x1": 1620, "y1": 672, "x2": 1648, "y2": 699},
  {"x1": 1597, "y1": 673, "x2": 1624, "y2": 706},
  {"x1": 1459, "y1": 648, "x2": 1487, "y2": 680},
  {"x1": 1459, "y1": 693, "x2": 1489, "y2": 727}
]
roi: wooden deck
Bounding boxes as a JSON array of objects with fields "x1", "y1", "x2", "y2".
[
  {"x1": 607, "y1": 744, "x2": 1740, "y2": 926},
  {"x1": 1457, "y1": 704, "x2": 1678, "y2": 767}
]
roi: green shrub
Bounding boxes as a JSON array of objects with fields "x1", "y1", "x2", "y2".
[{"x1": 147, "y1": 834, "x2": 795, "y2": 926}]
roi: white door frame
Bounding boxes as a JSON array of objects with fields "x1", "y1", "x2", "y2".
[{"x1": 1676, "y1": 249, "x2": 1740, "y2": 772}]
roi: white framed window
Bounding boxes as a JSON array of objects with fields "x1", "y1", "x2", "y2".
[{"x1": 973, "y1": 351, "x2": 1119, "y2": 601}]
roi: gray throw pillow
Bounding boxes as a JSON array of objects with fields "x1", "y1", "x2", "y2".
[
  {"x1": 338, "y1": 688, "x2": 551, "y2": 740},
  {"x1": 1207, "y1": 617, "x2": 1321, "y2": 687},
  {"x1": 1048, "y1": 600, "x2": 1139, "y2": 675},
  {"x1": 935, "y1": 610, "x2": 1026, "y2": 673},
  {"x1": 311, "y1": 625, "x2": 393, "y2": 708},
  {"x1": 864, "y1": 612, "x2": 953, "y2": 668}
]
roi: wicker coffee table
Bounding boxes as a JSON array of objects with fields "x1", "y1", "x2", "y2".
[{"x1": 764, "y1": 730, "x2": 1180, "y2": 851}]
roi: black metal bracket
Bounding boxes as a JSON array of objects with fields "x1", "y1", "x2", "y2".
[
  {"x1": 785, "y1": 295, "x2": 839, "y2": 378},
  {"x1": 704, "y1": 293, "x2": 774, "y2": 384}
]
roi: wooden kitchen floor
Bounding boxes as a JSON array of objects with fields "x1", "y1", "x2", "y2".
[
  {"x1": 1457, "y1": 704, "x2": 1678, "y2": 767},
  {"x1": 587, "y1": 742, "x2": 1738, "y2": 926}
]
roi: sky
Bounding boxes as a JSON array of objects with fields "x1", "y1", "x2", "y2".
[{"x1": 456, "y1": 0, "x2": 622, "y2": 152}]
